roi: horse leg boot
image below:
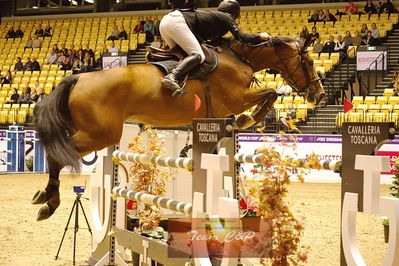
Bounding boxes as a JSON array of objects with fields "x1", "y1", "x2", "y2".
[
  {"x1": 32, "y1": 158, "x2": 63, "y2": 221},
  {"x1": 161, "y1": 54, "x2": 202, "y2": 97}
]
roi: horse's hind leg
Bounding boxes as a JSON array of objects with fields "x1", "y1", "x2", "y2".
[
  {"x1": 32, "y1": 157, "x2": 63, "y2": 221},
  {"x1": 236, "y1": 88, "x2": 277, "y2": 129}
]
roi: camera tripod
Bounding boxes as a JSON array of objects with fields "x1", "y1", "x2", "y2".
[{"x1": 55, "y1": 191, "x2": 92, "y2": 265}]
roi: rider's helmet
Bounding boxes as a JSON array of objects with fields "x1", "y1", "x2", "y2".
[{"x1": 217, "y1": 0, "x2": 241, "y2": 19}]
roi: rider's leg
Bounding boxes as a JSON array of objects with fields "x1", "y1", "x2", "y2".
[{"x1": 159, "y1": 10, "x2": 205, "y2": 96}]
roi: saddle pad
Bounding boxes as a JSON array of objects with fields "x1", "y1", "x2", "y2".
[{"x1": 148, "y1": 46, "x2": 218, "y2": 80}]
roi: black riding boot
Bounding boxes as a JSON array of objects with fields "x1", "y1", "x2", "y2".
[{"x1": 161, "y1": 53, "x2": 202, "y2": 97}]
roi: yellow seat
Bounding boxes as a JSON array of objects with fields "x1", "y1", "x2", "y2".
[
  {"x1": 381, "y1": 104, "x2": 393, "y2": 114},
  {"x1": 388, "y1": 113, "x2": 399, "y2": 126},
  {"x1": 296, "y1": 104, "x2": 308, "y2": 120},
  {"x1": 356, "y1": 104, "x2": 368, "y2": 114},
  {"x1": 368, "y1": 104, "x2": 380, "y2": 114},
  {"x1": 376, "y1": 96, "x2": 388, "y2": 107},
  {"x1": 384, "y1": 88, "x2": 394, "y2": 98},
  {"x1": 336, "y1": 112, "x2": 346, "y2": 126},
  {"x1": 373, "y1": 112, "x2": 386, "y2": 122},
  {"x1": 349, "y1": 112, "x2": 361, "y2": 122},
  {"x1": 364, "y1": 96, "x2": 376, "y2": 107},
  {"x1": 293, "y1": 96, "x2": 304, "y2": 106},
  {"x1": 16, "y1": 111, "x2": 27, "y2": 124},
  {"x1": 282, "y1": 96, "x2": 293, "y2": 105},
  {"x1": 0, "y1": 111, "x2": 8, "y2": 123},
  {"x1": 352, "y1": 96, "x2": 363, "y2": 108}
]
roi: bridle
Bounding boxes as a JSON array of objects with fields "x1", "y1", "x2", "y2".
[{"x1": 274, "y1": 41, "x2": 321, "y2": 98}]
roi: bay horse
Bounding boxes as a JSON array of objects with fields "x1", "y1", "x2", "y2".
[{"x1": 32, "y1": 37, "x2": 324, "y2": 221}]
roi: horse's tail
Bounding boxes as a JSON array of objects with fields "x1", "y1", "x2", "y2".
[{"x1": 33, "y1": 74, "x2": 81, "y2": 172}]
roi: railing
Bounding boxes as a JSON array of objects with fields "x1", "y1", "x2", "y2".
[
  {"x1": 103, "y1": 57, "x2": 123, "y2": 70},
  {"x1": 357, "y1": 46, "x2": 390, "y2": 96},
  {"x1": 324, "y1": 46, "x2": 356, "y2": 106}
]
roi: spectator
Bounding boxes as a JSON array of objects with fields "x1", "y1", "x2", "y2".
[
  {"x1": 68, "y1": 49, "x2": 76, "y2": 61},
  {"x1": 31, "y1": 57, "x2": 40, "y2": 71},
  {"x1": 144, "y1": 18, "x2": 154, "y2": 43},
  {"x1": 0, "y1": 70, "x2": 12, "y2": 84},
  {"x1": 108, "y1": 41, "x2": 119, "y2": 53},
  {"x1": 381, "y1": 0, "x2": 396, "y2": 13},
  {"x1": 30, "y1": 87, "x2": 38, "y2": 103},
  {"x1": 52, "y1": 44, "x2": 60, "y2": 54},
  {"x1": 309, "y1": 9, "x2": 319, "y2": 22},
  {"x1": 352, "y1": 31, "x2": 363, "y2": 46},
  {"x1": 60, "y1": 43, "x2": 68, "y2": 55},
  {"x1": 18, "y1": 87, "x2": 30, "y2": 104},
  {"x1": 33, "y1": 80, "x2": 42, "y2": 92},
  {"x1": 61, "y1": 58, "x2": 72, "y2": 71},
  {"x1": 56, "y1": 51, "x2": 66, "y2": 65},
  {"x1": 364, "y1": 0, "x2": 377, "y2": 14},
  {"x1": 24, "y1": 36, "x2": 33, "y2": 49},
  {"x1": 323, "y1": 35, "x2": 336, "y2": 54},
  {"x1": 5, "y1": 26, "x2": 15, "y2": 39},
  {"x1": 299, "y1": 26, "x2": 309, "y2": 40},
  {"x1": 366, "y1": 31, "x2": 378, "y2": 46},
  {"x1": 84, "y1": 44, "x2": 94, "y2": 58},
  {"x1": 153, "y1": 18, "x2": 161, "y2": 37},
  {"x1": 309, "y1": 27, "x2": 320, "y2": 45},
  {"x1": 343, "y1": 31, "x2": 353, "y2": 48},
  {"x1": 134, "y1": 19, "x2": 145, "y2": 34},
  {"x1": 35, "y1": 87, "x2": 47, "y2": 102},
  {"x1": 15, "y1": 26, "x2": 24, "y2": 38},
  {"x1": 360, "y1": 23, "x2": 369, "y2": 39},
  {"x1": 108, "y1": 25, "x2": 119, "y2": 40},
  {"x1": 377, "y1": 1, "x2": 384, "y2": 14},
  {"x1": 280, "y1": 102, "x2": 301, "y2": 134},
  {"x1": 70, "y1": 44, "x2": 76, "y2": 55},
  {"x1": 334, "y1": 35, "x2": 346, "y2": 58},
  {"x1": 77, "y1": 44, "x2": 84, "y2": 55},
  {"x1": 151, "y1": 36, "x2": 162, "y2": 48},
  {"x1": 76, "y1": 49, "x2": 85, "y2": 62},
  {"x1": 370, "y1": 23, "x2": 380, "y2": 40},
  {"x1": 34, "y1": 25, "x2": 44, "y2": 37},
  {"x1": 392, "y1": 71, "x2": 399, "y2": 95},
  {"x1": 14, "y1": 57, "x2": 24, "y2": 72},
  {"x1": 24, "y1": 57, "x2": 32, "y2": 71},
  {"x1": 97, "y1": 44, "x2": 108, "y2": 67},
  {"x1": 7, "y1": 88, "x2": 19, "y2": 104},
  {"x1": 72, "y1": 57, "x2": 82, "y2": 74},
  {"x1": 276, "y1": 80, "x2": 293, "y2": 96},
  {"x1": 119, "y1": 26, "x2": 128, "y2": 40},
  {"x1": 32, "y1": 36, "x2": 42, "y2": 48},
  {"x1": 82, "y1": 53, "x2": 93, "y2": 72},
  {"x1": 46, "y1": 50, "x2": 58, "y2": 64},
  {"x1": 313, "y1": 38, "x2": 324, "y2": 54},
  {"x1": 318, "y1": 10, "x2": 326, "y2": 21},
  {"x1": 345, "y1": 1, "x2": 358, "y2": 15},
  {"x1": 43, "y1": 24, "x2": 53, "y2": 37},
  {"x1": 324, "y1": 10, "x2": 337, "y2": 23}
]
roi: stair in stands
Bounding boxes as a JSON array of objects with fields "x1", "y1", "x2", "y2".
[
  {"x1": 128, "y1": 46, "x2": 147, "y2": 65},
  {"x1": 369, "y1": 27, "x2": 399, "y2": 96},
  {"x1": 299, "y1": 105, "x2": 343, "y2": 134}
]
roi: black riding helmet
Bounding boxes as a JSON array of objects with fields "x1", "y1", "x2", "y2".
[{"x1": 218, "y1": 0, "x2": 241, "y2": 19}]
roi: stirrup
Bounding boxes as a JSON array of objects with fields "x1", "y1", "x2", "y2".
[{"x1": 171, "y1": 88, "x2": 185, "y2": 97}]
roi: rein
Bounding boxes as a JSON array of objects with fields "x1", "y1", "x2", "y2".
[{"x1": 273, "y1": 41, "x2": 321, "y2": 98}]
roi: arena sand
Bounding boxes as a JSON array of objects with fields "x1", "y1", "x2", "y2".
[{"x1": 0, "y1": 174, "x2": 391, "y2": 266}]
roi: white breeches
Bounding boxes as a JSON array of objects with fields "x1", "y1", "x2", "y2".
[{"x1": 160, "y1": 10, "x2": 206, "y2": 63}]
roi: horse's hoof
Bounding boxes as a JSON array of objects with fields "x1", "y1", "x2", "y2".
[
  {"x1": 37, "y1": 205, "x2": 51, "y2": 221},
  {"x1": 32, "y1": 190, "x2": 48, "y2": 205},
  {"x1": 235, "y1": 114, "x2": 256, "y2": 129}
]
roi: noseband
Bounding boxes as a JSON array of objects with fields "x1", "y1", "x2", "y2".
[{"x1": 274, "y1": 41, "x2": 321, "y2": 98}]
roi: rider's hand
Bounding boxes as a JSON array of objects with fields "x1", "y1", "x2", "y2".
[{"x1": 260, "y1": 32, "x2": 271, "y2": 40}]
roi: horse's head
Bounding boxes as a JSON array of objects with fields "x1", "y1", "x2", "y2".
[
  {"x1": 228, "y1": 37, "x2": 325, "y2": 105},
  {"x1": 270, "y1": 36, "x2": 325, "y2": 105}
]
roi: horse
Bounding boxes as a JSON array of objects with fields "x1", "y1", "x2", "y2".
[{"x1": 31, "y1": 37, "x2": 324, "y2": 221}]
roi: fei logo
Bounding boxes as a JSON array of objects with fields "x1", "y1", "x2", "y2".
[{"x1": 342, "y1": 155, "x2": 399, "y2": 266}]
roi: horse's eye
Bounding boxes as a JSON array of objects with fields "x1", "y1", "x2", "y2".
[{"x1": 309, "y1": 60, "x2": 314, "y2": 66}]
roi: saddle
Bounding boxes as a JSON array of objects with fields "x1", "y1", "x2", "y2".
[{"x1": 146, "y1": 44, "x2": 218, "y2": 79}]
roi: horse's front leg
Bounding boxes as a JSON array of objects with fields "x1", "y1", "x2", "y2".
[{"x1": 235, "y1": 88, "x2": 277, "y2": 129}]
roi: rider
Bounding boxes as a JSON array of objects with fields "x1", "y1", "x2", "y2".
[{"x1": 160, "y1": 0, "x2": 270, "y2": 96}]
